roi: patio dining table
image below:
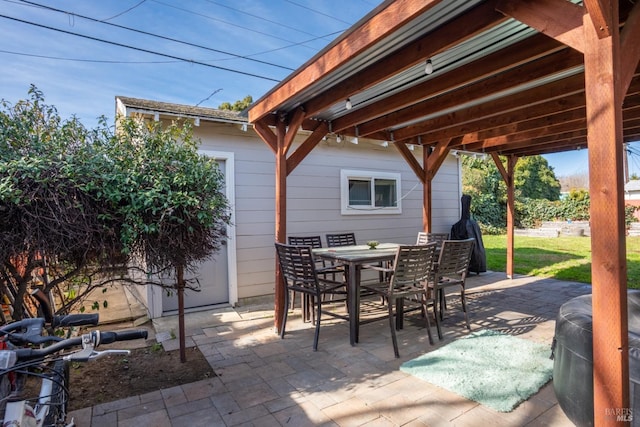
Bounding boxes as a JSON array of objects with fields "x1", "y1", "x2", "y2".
[{"x1": 313, "y1": 243, "x2": 399, "y2": 345}]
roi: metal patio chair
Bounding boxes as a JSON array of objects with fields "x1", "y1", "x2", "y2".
[
  {"x1": 428, "y1": 238, "x2": 475, "y2": 339},
  {"x1": 275, "y1": 242, "x2": 348, "y2": 351},
  {"x1": 326, "y1": 232, "x2": 357, "y2": 247},
  {"x1": 416, "y1": 232, "x2": 449, "y2": 250},
  {"x1": 288, "y1": 236, "x2": 346, "y2": 316},
  {"x1": 360, "y1": 243, "x2": 439, "y2": 358}
]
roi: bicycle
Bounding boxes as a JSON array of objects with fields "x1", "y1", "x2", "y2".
[{"x1": 0, "y1": 314, "x2": 148, "y2": 426}]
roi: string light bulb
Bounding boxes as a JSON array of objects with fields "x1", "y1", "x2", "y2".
[
  {"x1": 345, "y1": 98, "x2": 353, "y2": 110},
  {"x1": 451, "y1": 150, "x2": 459, "y2": 158},
  {"x1": 336, "y1": 135, "x2": 342, "y2": 143},
  {"x1": 425, "y1": 59, "x2": 434, "y2": 75}
]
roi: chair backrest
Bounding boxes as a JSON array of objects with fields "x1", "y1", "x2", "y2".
[
  {"x1": 391, "y1": 243, "x2": 439, "y2": 289},
  {"x1": 288, "y1": 236, "x2": 323, "y2": 248},
  {"x1": 416, "y1": 232, "x2": 449, "y2": 246},
  {"x1": 436, "y1": 238, "x2": 475, "y2": 281},
  {"x1": 275, "y1": 242, "x2": 317, "y2": 290},
  {"x1": 326, "y1": 233, "x2": 357, "y2": 247}
]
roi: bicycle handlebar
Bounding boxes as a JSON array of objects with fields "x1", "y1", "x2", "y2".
[
  {"x1": 98, "y1": 330, "x2": 148, "y2": 345},
  {"x1": 52, "y1": 314, "x2": 99, "y2": 328},
  {"x1": 1, "y1": 314, "x2": 101, "y2": 346},
  {"x1": 9, "y1": 329, "x2": 148, "y2": 363}
]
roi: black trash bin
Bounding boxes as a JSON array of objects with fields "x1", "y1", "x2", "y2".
[{"x1": 553, "y1": 290, "x2": 640, "y2": 427}]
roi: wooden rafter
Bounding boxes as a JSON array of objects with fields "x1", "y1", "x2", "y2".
[{"x1": 496, "y1": 0, "x2": 586, "y2": 52}]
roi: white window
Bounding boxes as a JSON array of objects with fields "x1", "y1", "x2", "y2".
[{"x1": 340, "y1": 169, "x2": 402, "y2": 215}]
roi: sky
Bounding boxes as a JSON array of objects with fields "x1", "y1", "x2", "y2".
[{"x1": 1, "y1": 0, "x2": 638, "y2": 178}]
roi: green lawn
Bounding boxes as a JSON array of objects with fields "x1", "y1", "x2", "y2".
[{"x1": 483, "y1": 235, "x2": 640, "y2": 288}]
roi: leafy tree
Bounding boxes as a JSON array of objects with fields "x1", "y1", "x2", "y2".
[
  {"x1": 461, "y1": 156, "x2": 506, "y2": 231},
  {"x1": 514, "y1": 155, "x2": 561, "y2": 201},
  {"x1": 218, "y1": 95, "x2": 253, "y2": 111},
  {"x1": 0, "y1": 87, "x2": 231, "y2": 358},
  {"x1": 461, "y1": 154, "x2": 561, "y2": 232}
]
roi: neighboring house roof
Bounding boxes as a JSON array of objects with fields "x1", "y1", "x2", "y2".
[
  {"x1": 116, "y1": 96, "x2": 248, "y2": 125},
  {"x1": 625, "y1": 180, "x2": 640, "y2": 193}
]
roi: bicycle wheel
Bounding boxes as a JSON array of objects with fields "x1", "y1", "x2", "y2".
[{"x1": 42, "y1": 359, "x2": 69, "y2": 426}]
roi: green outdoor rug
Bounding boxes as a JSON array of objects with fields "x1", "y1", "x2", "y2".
[{"x1": 400, "y1": 329, "x2": 553, "y2": 412}]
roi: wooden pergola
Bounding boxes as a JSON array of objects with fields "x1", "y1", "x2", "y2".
[{"x1": 248, "y1": 1, "x2": 640, "y2": 423}]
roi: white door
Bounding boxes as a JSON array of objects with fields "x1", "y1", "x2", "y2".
[{"x1": 162, "y1": 156, "x2": 235, "y2": 313}]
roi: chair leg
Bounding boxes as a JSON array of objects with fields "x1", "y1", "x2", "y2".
[
  {"x1": 281, "y1": 289, "x2": 290, "y2": 339},
  {"x1": 388, "y1": 299, "x2": 400, "y2": 358},
  {"x1": 460, "y1": 288, "x2": 471, "y2": 330},
  {"x1": 439, "y1": 288, "x2": 446, "y2": 320},
  {"x1": 433, "y1": 296, "x2": 443, "y2": 340},
  {"x1": 421, "y1": 294, "x2": 434, "y2": 345},
  {"x1": 313, "y1": 298, "x2": 321, "y2": 351}
]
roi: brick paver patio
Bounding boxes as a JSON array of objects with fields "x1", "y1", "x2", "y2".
[{"x1": 69, "y1": 271, "x2": 591, "y2": 426}]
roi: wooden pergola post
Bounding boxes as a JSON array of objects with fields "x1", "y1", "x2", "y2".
[
  {"x1": 423, "y1": 145, "x2": 432, "y2": 232},
  {"x1": 274, "y1": 119, "x2": 287, "y2": 334},
  {"x1": 583, "y1": 4, "x2": 629, "y2": 423},
  {"x1": 492, "y1": 153, "x2": 518, "y2": 279}
]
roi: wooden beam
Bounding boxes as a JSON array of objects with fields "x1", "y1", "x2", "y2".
[
  {"x1": 253, "y1": 119, "x2": 277, "y2": 154},
  {"x1": 283, "y1": 107, "x2": 306, "y2": 154},
  {"x1": 331, "y1": 33, "x2": 566, "y2": 134},
  {"x1": 274, "y1": 120, "x2": 287, "y2": 334},
  {"x1": 423, "y1": 147, "x2": 431, "y2": 233},
  {"x1": 286, "y1": 122, "x2": 329, "y2": 174},
  {"x1": 417, "y1": 76, "x2": 640, "y2": 148},
  {"x1": 464, "y1": 118, "x2": 587, "y2": 151},
  {"x1": 369, "y1": 71, "x2": 586, "y2": 144},
  {"x1": 248, "y1": 0, "x2": 444, "y2": 122},
  {"x1": 583, "y1": 4, "x2": 629, "y2": 424},
  {"x1": 426, "y1": 138, "x2": 459, "y2": 178},
  {"x1": 394, "y1": 141, "x2": 425, "y2": 184},
  {"x1": 496, "y1": 0, "x2": 586, "y2": 53},
  {"x1": 398, "y1": 91, "x2": 587, "y2": 143},
  {"x1": 584, "y1": 0, "x2": 614, "y2": 37},
  {"x1": 357, "y1": 49, "x2": 584, "y2": 137},
  {"x1": 620, "y1": 2, "x2": 640, "y2": 92},
  {"x1": 430, "y1": 106, "x2": 587, "y2": 147}
]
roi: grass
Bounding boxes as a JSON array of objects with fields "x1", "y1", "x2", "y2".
[{"x1": 483, "y1": 235, "x2": 640, "y2": 289}]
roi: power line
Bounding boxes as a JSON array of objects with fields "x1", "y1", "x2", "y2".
[
  {"x1": 101, "y1": 0, "x2": 147, "y2": 22},
  {"x1": 283, "y1": 0, "x2": 353, "y2": 25},
  {"x1": 0, "y1": 48, "x2": 182, "y2": 64},
  {"x1": 0, "y1": 14, "x2": 281, "y2": 82},
  {"x1": 150, "y1": 0, "x2": 320, "y2": 51},
  {"x1": 201, "y1": 0, "x2": 335, "y2": 42},
  {"x1": 15, "y1": 0, "x2": 294, "y2": 72}
]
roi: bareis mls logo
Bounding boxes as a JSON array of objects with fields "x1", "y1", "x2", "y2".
[{"x1": 605, "y1": 408, "x2": 633, "y2": 422}]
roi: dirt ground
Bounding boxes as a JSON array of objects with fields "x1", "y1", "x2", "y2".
[{"x1": 68, "y1": 344, "x2": 214, "y2": 411}]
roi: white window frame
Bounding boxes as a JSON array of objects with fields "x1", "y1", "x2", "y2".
[{"x1": 340, "y1": 169, "x2": 402, "y2": 215}]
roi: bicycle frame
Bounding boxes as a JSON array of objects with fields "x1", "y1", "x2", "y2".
[{"x1": 3, "y1": 375, "x2": 66, "y2": 427}]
